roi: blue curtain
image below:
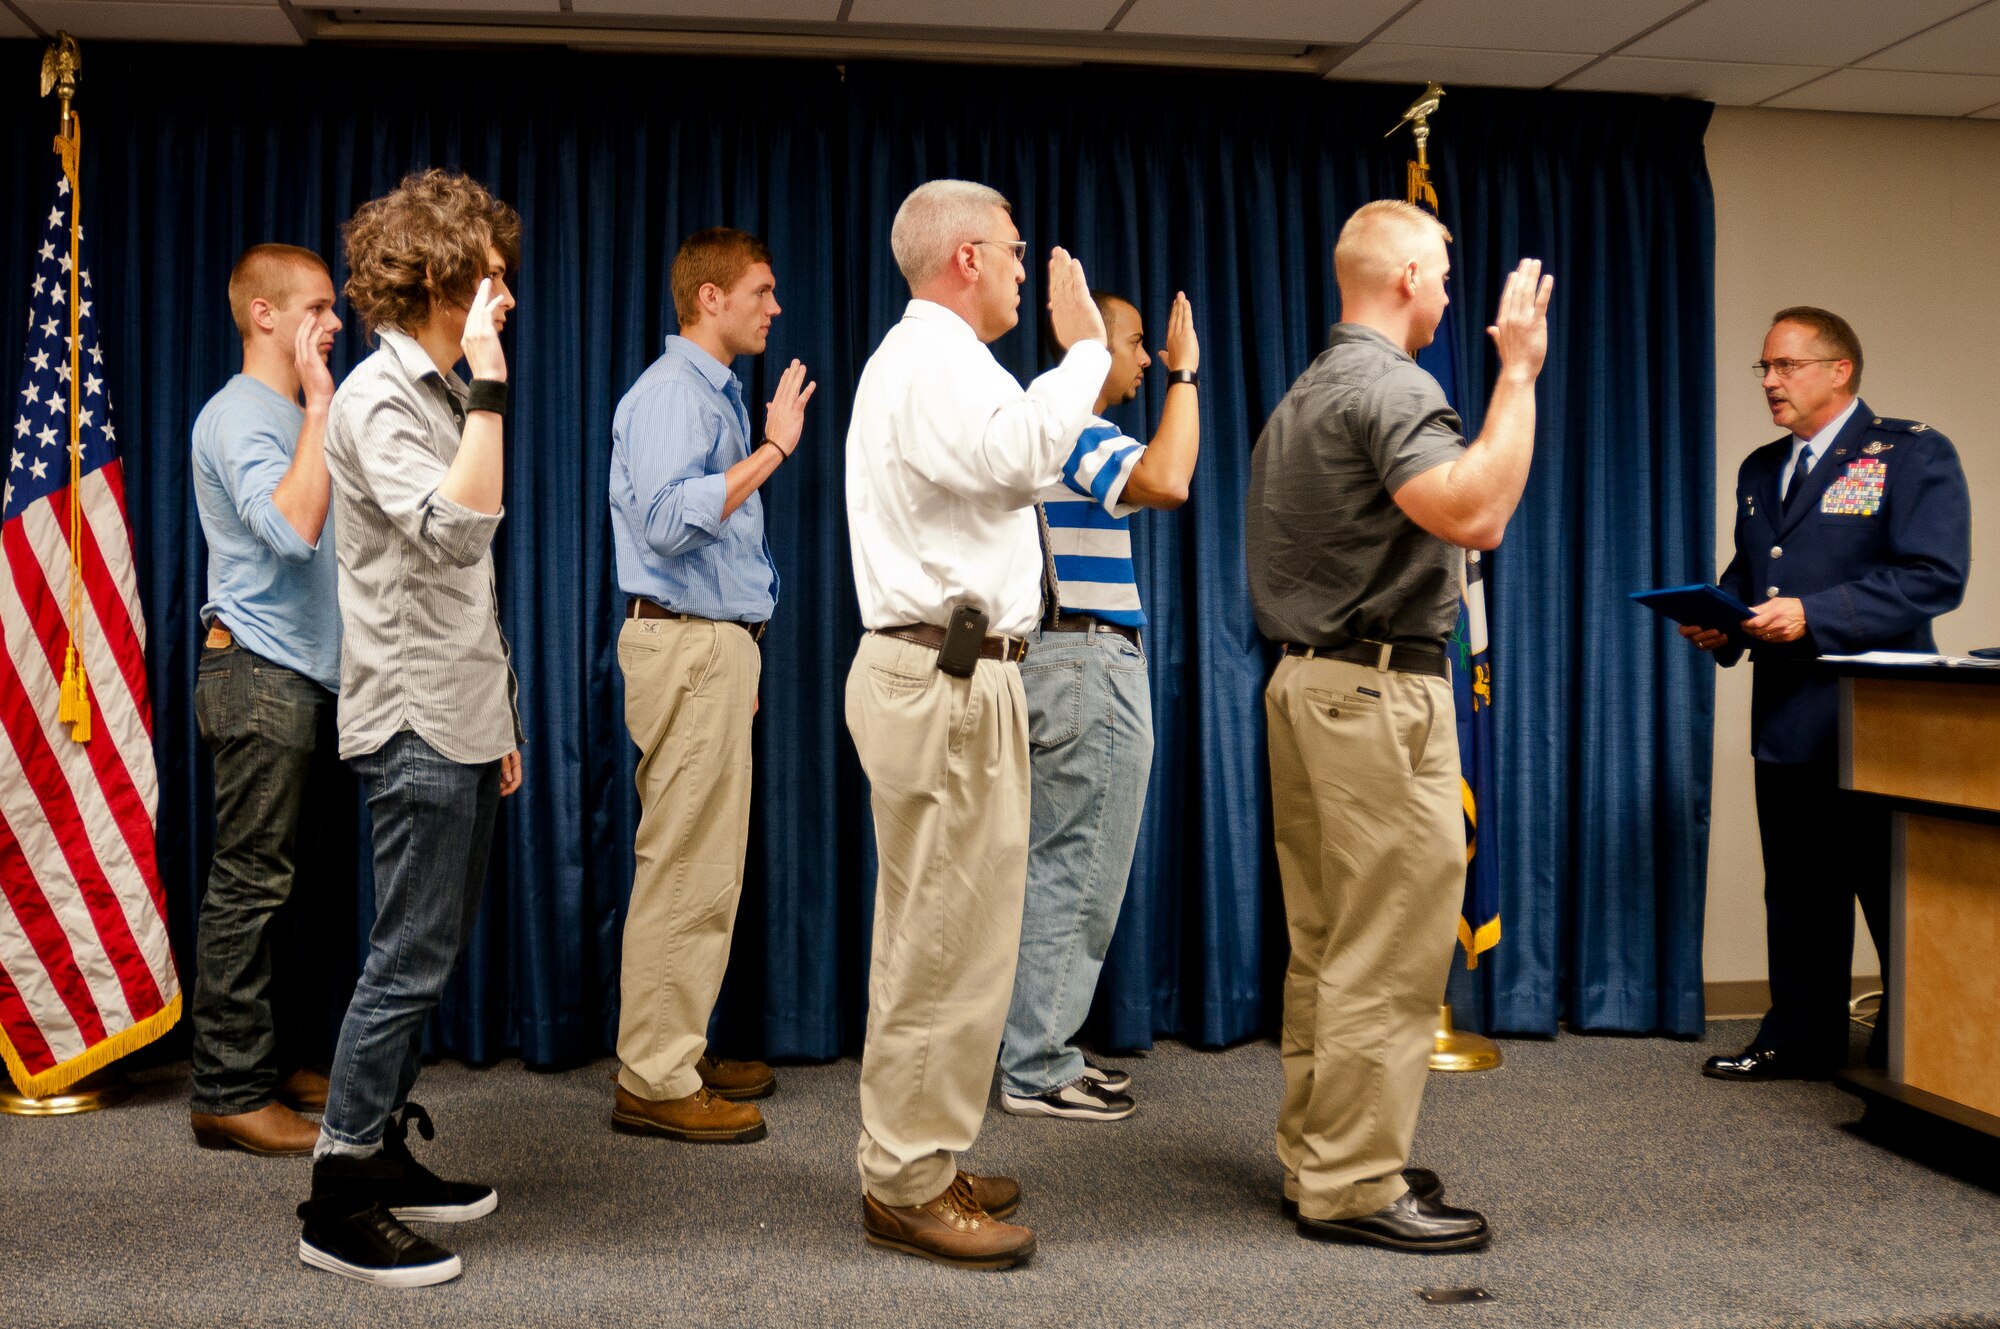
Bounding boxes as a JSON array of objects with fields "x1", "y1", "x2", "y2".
[{"x1": 0, "y1": 45, "x2": 1714, "y2": 1066}]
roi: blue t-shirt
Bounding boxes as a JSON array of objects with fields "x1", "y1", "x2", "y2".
[
  {"x1": 1037, "y1": 415, "x2": 1146, "y2": 627},
  {"x1": 191, "y1": 374, "x2": 341, "y2": 691},
  {"x1": 609, "y1": 335, "x2": 779, "y2": 622}
]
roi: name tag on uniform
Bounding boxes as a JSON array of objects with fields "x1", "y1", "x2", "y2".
[{"x1": 1821, "y1": 458, "x2": 1885, "y2": 516}]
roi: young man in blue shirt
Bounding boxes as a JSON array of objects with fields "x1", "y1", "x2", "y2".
[
  {"x1": 608, "y1": 228, "x2": 814, "y2": 1144},
  {"x1": 998, "y1": 289, "x2": 1199, "y2": 1121},
  {"x1": 188, "y1": 244, "x2": 344, "y2": 1157}
]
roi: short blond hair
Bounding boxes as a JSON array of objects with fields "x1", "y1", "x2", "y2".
[
  {"x1": 890, "y1": 179, "x2": 1010, "y2": 291},
  {"x1": 1334, "y1": 200, "x2": 1452, "y2": 291},
  {"x1": 226, "y1": 244, "x2": 329, "y2": 342}
]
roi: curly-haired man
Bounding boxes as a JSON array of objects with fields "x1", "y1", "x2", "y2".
[{"x1": 296, "y1": 169, "x2": 523, "y2": 1288}]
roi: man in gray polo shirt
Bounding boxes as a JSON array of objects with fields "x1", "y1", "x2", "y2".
[{"x1": 1246, "y1": 200, "x2": 1551, "y2": 1254}]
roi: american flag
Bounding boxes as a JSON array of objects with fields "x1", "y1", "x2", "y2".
[{"x1": 0, "y1": 153, "x2": 180, "y2": 1096}]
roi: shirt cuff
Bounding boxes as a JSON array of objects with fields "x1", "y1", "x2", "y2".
[{"x1": 422, "y1": 490, "x2": 506, "y2": 568}]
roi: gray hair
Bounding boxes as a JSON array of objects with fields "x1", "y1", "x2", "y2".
[{"x1": 890, "y1": 179, "x2": 1011, "y2": 291}]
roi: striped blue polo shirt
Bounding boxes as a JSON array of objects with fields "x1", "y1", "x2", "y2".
[{"x1": 1039, "y1": 415, "x2": 1146, "y2": 627}]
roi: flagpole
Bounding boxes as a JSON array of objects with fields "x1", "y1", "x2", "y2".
[
  {"x1": 1389, "y1": 82, "x2": 1504, "y2": 1074},
  {"x1": 0, "y1": 31, "x2": 131, "y2": 1117}
]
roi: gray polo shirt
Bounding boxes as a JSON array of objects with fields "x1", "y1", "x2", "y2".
[
  {"x1": 1246, "y1": 323, "x2": 1466, "y2": 650},
  {"x1": 323, "y1": 327, "x2": 522, "y2": 764}
]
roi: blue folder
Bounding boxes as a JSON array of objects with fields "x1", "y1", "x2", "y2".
[{"x1": 1630, "y1": 583, "x2": 1755, "y2": 638}]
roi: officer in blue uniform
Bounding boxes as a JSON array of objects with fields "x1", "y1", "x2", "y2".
[{"x1": 1684, "y1": 306, "x2": 1971, "y2": 1081}]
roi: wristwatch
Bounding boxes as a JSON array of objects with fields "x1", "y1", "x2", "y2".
[{"x1": 1166, "y1": 369, "x2": 1198, "y2": 388}]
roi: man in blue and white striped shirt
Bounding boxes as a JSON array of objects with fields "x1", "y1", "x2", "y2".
[{"x1": 999, "y1": 289, "x2": 1201, "y2": 1121}]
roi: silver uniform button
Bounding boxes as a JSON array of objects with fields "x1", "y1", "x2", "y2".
[
  {"x1": 1771, "y1": 546, "x2": 1783, "y2": 558},
  {"x1": 1767, "y1": 586, "x2": 1781, "y2": 598}
]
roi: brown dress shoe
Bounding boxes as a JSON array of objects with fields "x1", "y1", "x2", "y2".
[
  {"x1": 190, "y1": 1101, "x2": 320, "y2": 1156},
  {"x1": 696, "y1": 1054, "x2": 775, "y2": 1101},
  {"x1": 277, "y1": 1067, "x2": 330, "y2": 1114},
  {"x1": 862, "y1": 1174, "x2": 1037, "y2": 1270},
  {"x1": 959, "y1": 1170, "x2": 1020, "y2": 1219},
  {"x1": 612, "y1": 1084, "x2": 766, "y2": 1143}
]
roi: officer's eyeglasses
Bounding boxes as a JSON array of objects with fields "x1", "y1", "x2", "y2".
[
  {"x1": 972, "y1": 239, "x2": 1029, "y2": 260},
  {"x1": 1751, "y1": 358, "x2": 1841, "y2": 379}
]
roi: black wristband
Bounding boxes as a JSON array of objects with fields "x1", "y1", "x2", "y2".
[
  {"x1": 1166, "y1": 368, "x2": 1198, "y2": 388},
  {"x1": 761, "y1": 437, "x2": 792, "y2": 461},
  {"x1": 465, "y1": 378, "x2": 508, "y2": 419}
]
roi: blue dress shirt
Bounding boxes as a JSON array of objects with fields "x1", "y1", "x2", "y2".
[
  {"x1": 609, "y1": 336, "x2": 778, "y2": 622},
  {"x1": 191, "y1": 374, "x2": 342, "y2": 691}
]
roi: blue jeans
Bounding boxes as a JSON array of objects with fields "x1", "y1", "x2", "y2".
[
  {"x1": 189, "y1": 642, "x2": 335, "y2": 1116},
  {"x1": 999, "y1": 627, "x2": 1154, "y2": 1096},
  {"x1": 320, "y1": 731, "x2": 499, "y2": 1149}
]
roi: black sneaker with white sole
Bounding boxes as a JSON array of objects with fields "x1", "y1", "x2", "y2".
[
  {"x1": 1001, "y1": 1077, "x2": 1136, "y2": 1121},
  {"x1": 298, "y1": 1156, "x2": 462, "y2": 1287},
  {"x1": 376, "y1": 1103, "x2": 498, "y2": 1222},
  {"x1": 1079, "y1": 1058, "x2": 1131, "y2": 1094}
]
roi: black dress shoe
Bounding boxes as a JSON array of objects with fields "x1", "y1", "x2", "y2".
[
  {"x1": 1702, "y1": 1046, "x2": 1833, "y2": 1081},
  {"x1": 1297, "y1": 1190, "x2": 1489, "y2": 1252},
  {"x1": 1283, "y1": 1167, "x2": 1442, "y2": 1218}
]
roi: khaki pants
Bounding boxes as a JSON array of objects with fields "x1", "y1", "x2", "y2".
[
  {"x1": 615, "y1": 616, "x2": 761, "y2": 1103},
  {"x1": 1264, "y1": 652, "x2": 1463, "y2": 1221},
  {"x1": 844, "y1": 633, "x2": 1030, "y2": 1207}
]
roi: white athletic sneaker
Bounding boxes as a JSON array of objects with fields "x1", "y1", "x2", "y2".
[{"x1": 1001, "y1": 1077, "x2": 1136, "y2": 1121}]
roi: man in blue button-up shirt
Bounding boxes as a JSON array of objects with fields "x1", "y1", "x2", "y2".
[{"x1": 608, "y1": 228, "x2": 814, "y2": 1145}]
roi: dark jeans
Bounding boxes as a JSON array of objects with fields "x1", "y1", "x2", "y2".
[
  {"x1": 189, "y1": 642, "x2": 335, "y2": 1116},
  {"x1": 321, "y1": 730, "x2": 499, "y2": 1149},
  {"x1": 1753, "y1": 758, "x2": 1891, "y2": 1070}
]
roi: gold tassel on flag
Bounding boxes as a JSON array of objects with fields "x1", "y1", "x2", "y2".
[{"x1": 44, "y1": 34, "x2": 90, "y2": 745}]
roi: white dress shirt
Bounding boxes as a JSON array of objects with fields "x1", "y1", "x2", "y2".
[
  {"x1": 1782, "y1": 397, "x2": 1859, "y2": 500},
  {"x1": 846, "y1": 300, "x2": 1112, "y2": 638}
]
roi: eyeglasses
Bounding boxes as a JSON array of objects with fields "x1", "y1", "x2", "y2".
[
  {"x1": 972, "y1": 239, "x2": 1028, "y2": 260},
  {"x1": 1751, "y1": 358, "x2": 1841, "y2": 379}
]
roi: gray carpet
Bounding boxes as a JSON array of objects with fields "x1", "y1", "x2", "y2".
[{"x1": 6, "y1": 1020, "x2": 1997, "y2": 1328}]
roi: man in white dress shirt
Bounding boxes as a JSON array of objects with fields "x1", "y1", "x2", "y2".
[{"x1": 843, "y1": 179, "x2": 1110, "y2": 1269}]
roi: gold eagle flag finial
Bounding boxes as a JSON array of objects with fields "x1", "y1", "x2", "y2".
[
  {"x1": 1387, "y1": 81, "x2": 1446, "y2": 211},
  {"x1": 40, "y1": 31, "x2": 82, "y2": 128}
]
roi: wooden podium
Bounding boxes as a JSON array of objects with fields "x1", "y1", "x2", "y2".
[{"x1": 1833, "y1": 663, "x2": 2000, "y2": 1139}]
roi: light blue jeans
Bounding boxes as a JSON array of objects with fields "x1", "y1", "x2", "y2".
[{"x1": 999, "y1": 627, "x2": 1154, "y2": 1097}]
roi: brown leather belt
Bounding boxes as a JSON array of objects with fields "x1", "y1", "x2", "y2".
[
  {"x1": 874, "y1": 623, "x2": 1028, "y2": 664},
  {"x1": 1280, "y1": 640, "x2": 1448, "y2": 679},
  {"x1": 628, "y1": 597, "x2": 767, "y2": 643},
  {"x1": 1040, "y1": 613, "x2": 1140, "y2": 648}
]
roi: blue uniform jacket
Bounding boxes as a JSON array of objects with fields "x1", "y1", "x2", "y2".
[{"x1": 1717, "y1": 399, "x2": 1971, "y2": 764}]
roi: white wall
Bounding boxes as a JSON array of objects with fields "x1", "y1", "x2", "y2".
[{"x1": 1703, "y1": 107, "x2": 2000, "y2": 986}]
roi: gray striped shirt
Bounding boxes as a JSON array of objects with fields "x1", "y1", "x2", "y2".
[{"x1": 324, "y1": 328, "x2": 521, "y2": 764}]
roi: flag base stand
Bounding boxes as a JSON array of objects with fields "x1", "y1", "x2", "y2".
[
  {"x1": 0, "y1": 1068, "x2": 133, "y2": 1115},
  {"x1": 1430, "y1": 1003, "x2": 1502, "y2": 1073}
]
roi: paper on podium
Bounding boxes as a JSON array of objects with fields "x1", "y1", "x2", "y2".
[
  {"x1": 1821, "y1": 650, "x2": 2000, "y2": 668},
  {"x1": 1630, "y1": 583, "x2": 1754, "y2": 638}
]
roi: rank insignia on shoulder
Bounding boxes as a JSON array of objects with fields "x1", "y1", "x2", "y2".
[
  {"x1": 1862, "y1": 440, "x2": 1893, "y2": 455},
  {"x1": 1911, "y1": 423, "x2": 1929, "y2": 432}
]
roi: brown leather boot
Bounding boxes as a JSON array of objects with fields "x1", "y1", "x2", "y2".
[
  {"x1": 862, "y1": 1174, "x2": 1037, "y2": 1269},
  {"x1": 612, "y1": 1084, "x2": 766, "y2": 1143},
  {"x1": 190, "y1": 1101, "x2": 319, "y2": 1156},
  {"x1": 959, "y1": 1170, "x2": 1020, "y2": 1219},
  {"x1": 277, "y1": 1067, "x2": 330, "y2": 1113},
  {"x1": 696, "y1": 1054, "x2": 775, "y2": 1101}
]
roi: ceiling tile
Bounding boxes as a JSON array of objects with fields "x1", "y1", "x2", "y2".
[
  {"x1": 847, "y1": 0, "x2": 1126, "y2": 31},
  {"x1": 1860, "y1": 1, "x2": 2000, "y2": 76},
  {"x1": 1329, "y1": 42, "x2": 1594, "y2": 89},
  {"x1": 1379, "y1": 0, "x2": 1690, "y2": 55},
  {"x1": 16, "y1": 0, "x2": 300, "y2": 42},
  {"x1": 1764, "y1": 66, "x2": 2000, "y2": 116},
  {"x1": 1626, "y1": 0, "x2": 1982, "y2": 68},
  {"x1": 343, "y1": 0, "x2": 561, "y2": 11},
  {"x1": 1, "y1": 7, "x2": 36, "y2": 36},
  {"x1": 1117, "y1": 0, "x2": 1409, "y2": 44},
  {"x1": 1559, "y1": 55, "x2": 1827, "y2": 106},
  {"x1": 572, "y1": 0, "x2": 839, "y2": 14},
  {"x1": 1973, "y1": 100, "x2": 2000, "y2": 117}
]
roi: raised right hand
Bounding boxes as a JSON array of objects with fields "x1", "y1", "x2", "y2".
[
  {"x1": 1047, "y1": 247, "x2": 1106, "y2": 351},
  {"x1": 764, "y1": 359, "x2": 817, "y2": 455},
  {"x1": 461, "y1": 278, "x2": 512, "y2": 383},
  {"x1": 1487, "y1": 258, "x2": 1553, "y2": 383},
  {"x1": 295, "y1": 308, "x2": 335, "y2": 412},
  {"x1": 1159, "y1": 290, "x2": 1199, "y2": 376}
]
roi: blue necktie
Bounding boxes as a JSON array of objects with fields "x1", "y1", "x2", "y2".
[{"x1": 1783, "y1": 446, "x2": 1814, "y2": 514}]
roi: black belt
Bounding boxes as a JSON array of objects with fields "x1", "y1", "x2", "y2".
[
  {"x1": 628, "y1": 598, "x2": 767, "y2": 643},
  {"x1": 1280, "y1": 640, "x2": 1448, "y2": 679},
  {"x1": 1040, "y1": 613, "x2": 1140, "y2": 648},
  {"x1": 874, "y1": 623, "x2": 1029, "y2": 663}
]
